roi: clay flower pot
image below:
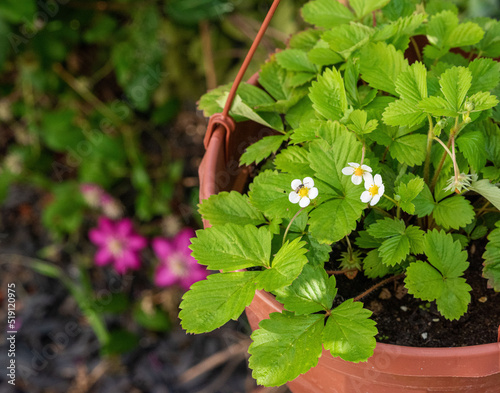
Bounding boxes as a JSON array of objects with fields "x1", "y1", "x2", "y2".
[{"x1": 198, "y1": 101, "x2": 500, "y2": 393}]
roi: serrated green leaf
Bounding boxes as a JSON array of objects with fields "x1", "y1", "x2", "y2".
[
  {"x1": 419, "y1": 96, "x2": 458, "y2": 117},
  {"x1": 347, "y1": 110, "x2": 378, "y2": 135},
  {"x1": 440, "y1": 66, "x2": 472, "y2": 113},
  {"x1": 425, "y1": 229, "x2": 469, "y2": 277},
  {"x1": 274, "y1": 146, "x2": 311, "y2": 178},
  {"x1": 406, "y1": 225, "x2": 426, "y2": 254},
  {"x1": 257, "y1": 238, "x2": 309, "y2": 291},
  {"x1": 448, "y1": 22, "x2": 484, "y2": 48},
  {"x1": 249, "y1": 311, "x2": 324, "y2": 387},
  {"x1": 396, "y1": 177, "x2": 425, "y2": 214},
  {"x1": 190, "y1": 224, "x2": 271, "y2": 271},
  {"x1": 355, "y1": 231, "x2": 382, "y2": 248},
  {"x1": 275, "y1": 49, "x2": 316, "y2": 73},
  {"x1": 240, "y1": 134, "x2": 287, "y2": 166},
  {"x1": 390, "y1": 134, "x2": 427, "y2": 166},
  {"x1": 301, "y1": 0, "x2": 354, "y2": 28},
  {"x1": 308, "y1": 47, "x2": 343, "y2": 66},
  {"x1": 367, "y1": 217, "x2": 406, "y2": 238},
  {"x1": 349, "y1": 0, "x2": 390, "y2": 18},
  {"x1": 378, "y1": 234, "x2": 410, "y2": 266},
  {"x1": 405, "y1": 230, "x2": 471, "y2": 320},
  {"x1": 363, "y1": 249, "x2": 392, "y2": 278},
  {"x1": 249, "y1": 170, "x2": 302, "y2": 219},
  {"x1": 456, "y1": 131, "x2": 486, "y2": 172},
  {"x1": 275, "y1": 264, "x2": 337, "y2": 314},
  {"x1": 289, "y1": 29, "x2": 323, "y2": 51},
  {"x1": 309, "y1": 67, "x2": 347, "y2": 121},
  {"x1": 396, "y1": 61, "x2": 428, "y2": 102},
  {"x1": 468, "y1": 58, "x2": 500, "y2": 95},
  {"x1": 467, "y1": 91, "x2": 499, "y2": 113},
  {"x1": 199, "y1": 191, "x2": 266, "y2": 227},
  {"x1": 470, "y1": 179, "x2": 500, "y2": 211},
  {"x1": 323, "y1": 299, "x2": 377, "y2": 362},
  {"x1": 303, "y1": 234, "x2": 332, "y2": 265},
  {"x1": 383, "y1": 61, "x2": 428, "y2": 127},
  {"x1": 383, "y1": 99, "x2": 427, "y2": 127},
  {"x1": 179, "y1": 272, "x2": 259, "y2": 333},
  {"x1": 322, "y1": 23, "x2": 373, "y2": 59},
  {"x1": 290, "y1": 120, "x2": 344, "y2": 146},
  {"x1": 474, "y1": 18, "x2": 500, "y2": 58},
  {"x1": 433, "y1": 196, "x2": 474, "y2": 230},
  {"x1": 309, "y1": 195, "x2": 365, "y2": 244},
  {"x1": 308, "y1": 132, "x2": 363, "y2": 192},
  {"x1": 483, "y1": 225, "x2": 500, "y2": 291},
  {"x1": 217, "y1": 93, "x2": 283, "y2": 131},
  {"x1": 259, "y1": 58, "x2": 288, "y2": 101},
  {"x1": 359, "y1": 42, "x2": 409, "y2": 96}
]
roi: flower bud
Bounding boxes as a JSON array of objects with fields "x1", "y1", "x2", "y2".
[
  {"x1": 463, "y1": 115, "x2": 472, "y2": 124},
  {"x1": 436, "y1": 119, "x2": 447, "y2": 128},
  {"x1": 464, "y1": 101, "x2": 475, "y2": 112}
]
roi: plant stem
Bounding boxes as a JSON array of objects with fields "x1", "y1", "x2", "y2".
[
  {"x1": 430, "y1": 117, "x2": 460, "y2": 191},
  {"x1": 423, "y1": 115, "x2": 434, "y2": 183},
  {"x1": 360, "y1": 141, "x2": 366, "y2": 165},
  {"x1": 282, "y1": 208, "x2": 304, "y2": 246},
  {"x1": 199, "y1": 20, "x2": 217, "y2": 91},
  {"x1": 476, "y1": 200, "x2": 491, "y2": 216},
  {"x1": 410, "y1": 36, "x2": 423, "y2": 62},
  {"x1": 353, "y1": 273, "x2": 406, "y2": 302}
]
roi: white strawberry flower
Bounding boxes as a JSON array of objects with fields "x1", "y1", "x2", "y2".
[
  {"x1": 342, "y1": 162, "x2": 372, "y2": 185},
  {"x1": 360, "y1": 173, "x2": 385, "y2": 206},
  {"x1": 289, "y1": 177, "x2": 318, "y2": 208}
]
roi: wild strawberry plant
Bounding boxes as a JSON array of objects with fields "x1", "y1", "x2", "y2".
[{"x1": 181, "y1": 0, "x2": 500, "y2": 387}]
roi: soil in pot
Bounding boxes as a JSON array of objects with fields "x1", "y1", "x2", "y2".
[{"x1": 327, "y1": 238, "x2": 499, "y2": 348}]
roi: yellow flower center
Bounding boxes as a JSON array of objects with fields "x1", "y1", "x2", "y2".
[
  {"x1": 354, "y1": 167, "x2": 364, "y2": 177},
  {"x1": 298, "y1": 187, "x2": 309, "y2": 198},
  {"x1": 369, "y1": 185, "x2": 379, "y2": 196},
  {"x1": 108, "y1": 238, "x2": 124, "y2": 257}
]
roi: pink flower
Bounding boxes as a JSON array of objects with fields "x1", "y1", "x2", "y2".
[
  {"x1": 80, "y1": 183, "x2": 123, "y2": 219},
  {"x1": 89, "y1": 217, "x2": 147, "y2": 274},
  {"x1": 80, "y1": 183, "x2": 103, "y2": 208},
  {"x1": 100, "y1": 193, "x2": 123, "y2": 219},
  {"x1": 152, "y1": 228, "x2": 207, "y2": 290}
]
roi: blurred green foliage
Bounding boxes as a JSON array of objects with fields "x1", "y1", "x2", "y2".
[{"x1": 0, "y1": 0, "x2": 305, "y2": 238}]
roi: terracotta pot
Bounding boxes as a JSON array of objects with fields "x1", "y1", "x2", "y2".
[{"x1": 198, "y1": 87, "x2": 500, "y2": 391}]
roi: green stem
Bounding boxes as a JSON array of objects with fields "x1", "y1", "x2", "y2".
[
  {"x1": 423, "y1": 115, "x2": 434, "y2": 183},
  {"x1": 431, "y1": 118, "x2": 460, "y2": 191},
  {"x1": 360, "y1": 141, "x2": 366, "y2": 165},
  {"x1": 410, "y1": 36, "x2": 423, "y2": 62},
  {"x1": 282, "y1": 208, "x2": 304, "y2": 246},
  {"x1": 383, "y1": 194, "x2": 400, "y2": 218}
]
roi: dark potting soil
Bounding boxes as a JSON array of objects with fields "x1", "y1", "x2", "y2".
[{"x1": 330, "y1": 240, "x2": 499, "y2": 348}]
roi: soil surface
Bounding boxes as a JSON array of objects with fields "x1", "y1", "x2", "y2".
[{"x1": 331, "y1": 240, "x2": 499, "y2": 347}]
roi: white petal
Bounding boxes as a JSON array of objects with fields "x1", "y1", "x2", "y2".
[
  {"x1": 342, "y1": 167, "x2": 355, "y2": 175},
  {"x1": 299, "y1": 196, "x2": 311, "y2": 208},
  {"x1": 361, "y1": 165, "x2": 372, "y2": 172},
  {"x1": 348, "y1": 162, "x2": 359, "y2": 168},
  {"x1": 360, "y1": 191, "x2": 372, "y2": 203},
  {"x1": 374, "y1": 174, "x2": 383, "y2": 187},
  {"x1": 303, "y1": 177, "x2": 314, "y2": 188},
  {"x1": 370, "y1": 194, "x2": 381, "y2": 206},
  {"x1": 289, "y1": 191, "x2": 300, "y2": 204},
  {"x1": 291, "y1": 179, "x2": 302, "y2": 190},
  {"x1": 363, "y1": 173, "x2": 374, "y2": 189},
  {"x1": 308, "y1": 187, "x2": 318, "y2": 199},
  {"x1": 351, "y1": 174, "x2": 362, "y2": 185},
  {"x1": 378, "y1": 184, "x2": 385, "y2": 196}
]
